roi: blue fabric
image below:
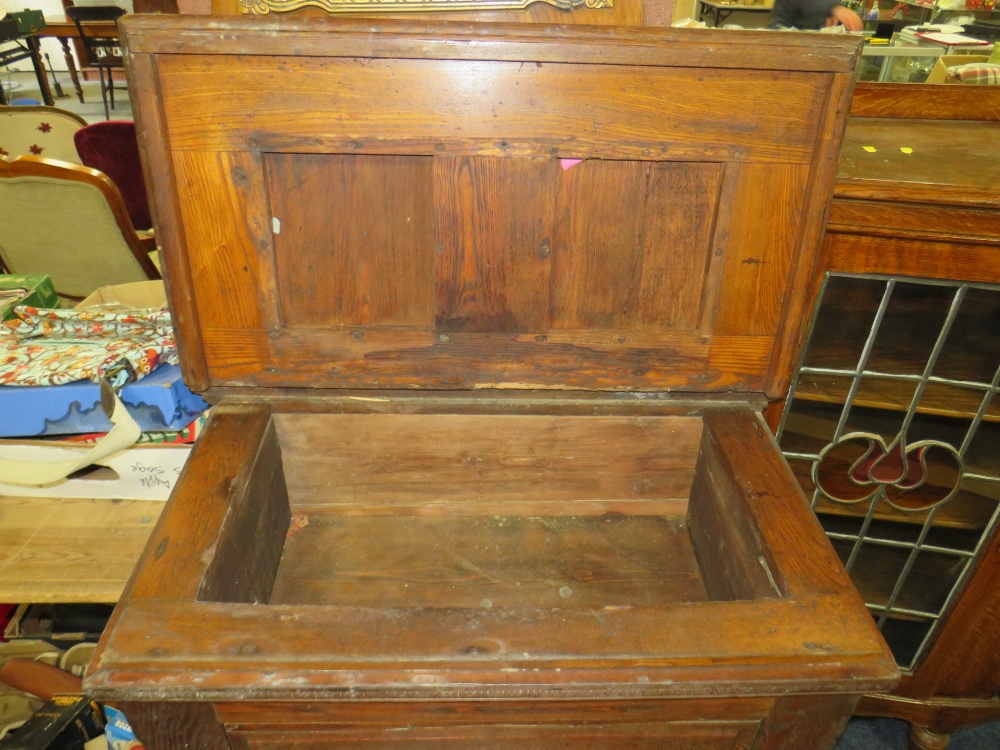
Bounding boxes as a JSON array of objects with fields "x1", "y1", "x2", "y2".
[{"x1": 0, "y1": 363, "x2": 208, "y2": 437}]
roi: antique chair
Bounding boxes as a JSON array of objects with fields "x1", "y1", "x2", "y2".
[
  {"x1": 0, "y1": 105, "x2": 87, "y2": 164},
  {"x1": 74, "y1": 120, "x2": 152, "y2": 231},
  {"x1": 0, "y1": 155, "x2": 159, "y2": 301},
  {"x1": 65, "y1": 6, "x2": 127, "y2": 121}
]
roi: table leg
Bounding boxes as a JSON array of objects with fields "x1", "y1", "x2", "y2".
[
  {"x1": 27, "y1": 36, "x2": 55, "y2": 106},
  {"x1": 59, "y1": 37, "x2": 85, "y2": 103}
]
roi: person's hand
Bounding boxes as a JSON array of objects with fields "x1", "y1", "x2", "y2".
[{"x1": 827, "y1": 5, "x2": 863, "y2": 30}]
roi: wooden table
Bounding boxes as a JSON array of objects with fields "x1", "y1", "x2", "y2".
[
  {"x1": 0, "y1": 496, "x2": 162, "y2": 603},
  {"x1": 0, "y1": 32, "x2": 52, "y2": 106},
  {"x1": 34, "y1": 19, "x2": 120, "y2": 106},
  {"x1": 697, "y1": 0, "x2": 772, "y2": 26}
]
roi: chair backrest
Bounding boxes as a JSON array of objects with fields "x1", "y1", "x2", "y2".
[
  {"x1": 0, "y1": 155, "x2": 159, "y2": 300},
  {"x1": 66, "y1": 6, "x2": 127, "y2": 69},
  {"x1": 0, "y1": 106, "x2": 87, "y2": 164},
  {"x1": 74, "y1": 120, "x2": 152, "y2": 230}
]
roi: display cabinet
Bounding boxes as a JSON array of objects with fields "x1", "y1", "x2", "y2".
[{"x1": 778, "y1": 83, "x2": 1000, "y2": 750}]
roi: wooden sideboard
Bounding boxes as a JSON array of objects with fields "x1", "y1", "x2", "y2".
[{"x1": 778, "y1": 83, "x2": 1000, "y2": 750}]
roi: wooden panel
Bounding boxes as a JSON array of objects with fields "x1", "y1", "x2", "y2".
[
  {"x1": 548, "y1": 161, "x2": 722, "y2": 332},
  {"x1": 0, "y1": 497, "x2": 161, "y2": 603},
  {"x1": 172, "y1": 151, "x2": 273, "y2": 330},
  {"x1": 434, "y1": 156, "x2": 558, "y2": 333},
  {"x1": 229, "y1": 720, "x2": 759, "y2": 749},
  {"x1": 697, "y1": 409, "x2": 866, "y2": 601},
  {"x1": 272, "y1": 413, "x2": 702, "y2": 512},
  {"x1": 216, "y1": 697, "x2": 773, "y2": 727},
  {"x1": 125, "y1": 52, "x2": 210, "y2": 390},
  {"x1": 714, "y1": 163, "x2": 807, "y2": 337},
  {"x1": 127, "y1": 22, "x2": 852, "y2": 396},
  {"x1": 763, "y1": 71, "x2": 853, "y2": 400},
  {"x1": 270, "y1": 513, "x2": 708, "y2": 608},
  {"x1": 756, "y1": 695, "x2": 859, "y2": 750},
  {"x1": 127, "y1": 406, "x2": 271, "y2": 601},
  {"x1": 123, "y1": 20, "x2": 861, "y2": 74},
  {"x1": 267, "y1": 153, "x2": 435, "y2": 328},
  {"x1": 89, "y1": 596, "x2": 899, "y2": 697},
  {"x1": 825, "y1": 234, "x2": 1000, "y2": 284},
  {"x1": 198, "y1": 419, "x2": 290, "y2": 605},
  {"x1": 202, "y1": 327, "x2": 732, "y2": 392},
  {"x1": 828, "y1": 200, "x2": 1000, "y2": 243},
  {"x1": 156, "y1": 56, "x2": 828, "y2": 164},
  {"x1": 639, "y1": 162, "x2": 724, "y2": 332},
  {"x1": 897, "y1": 523, "x2": 1000, "y2": 699},
  {"x1": 551, "y1": 160, "x2": 647, "y2": 330},
  {"x1": 849, "y1": 83, "x2": 1000, "y2": 121},
  {"x1": 119, "y1": 701, "x2": 232, "y2": 750},
  {"x1": 689, "y1": 433, "x2": 781, "y2": 602},
  {"x1": 263, "y1": 156, "x2": 723, "y2": 337},
  {"x1": 837, "y1": 119, "x2": 1000, "y2": 195}
]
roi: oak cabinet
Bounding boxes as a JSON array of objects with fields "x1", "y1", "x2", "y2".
[{"x1": 779, "y1": 83, "x2": 1000, "y2": 750}]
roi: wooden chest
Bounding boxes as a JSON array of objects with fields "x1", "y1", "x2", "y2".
[{"x1": 85, "y1": 17, "x2": 898, "y2": 749}]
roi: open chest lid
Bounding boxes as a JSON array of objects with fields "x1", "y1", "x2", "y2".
[{"x1": 122, "y1": 17, "x2": 860, "y2": 401}]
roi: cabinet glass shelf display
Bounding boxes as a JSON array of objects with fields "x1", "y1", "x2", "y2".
[{"x1": 778, "y1": 274, "x2": 1000, "y2": 672}]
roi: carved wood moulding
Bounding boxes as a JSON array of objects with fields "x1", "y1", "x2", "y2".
[{"x1": 240, "y1": 0, "x2": 611, "y2": 14}]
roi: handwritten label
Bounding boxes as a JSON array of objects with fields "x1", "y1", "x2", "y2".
[{"x1": 132, "y1": 461, "x2": 182, "y2": 490}]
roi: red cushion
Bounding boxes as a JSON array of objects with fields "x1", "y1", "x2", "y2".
[{"x1": 73, "y1": 121, "x2": 153, "y2": 231}]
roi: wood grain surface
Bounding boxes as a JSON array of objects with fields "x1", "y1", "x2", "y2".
[
  {"x1": 270, "y1": 513, "x2": 708, "y2": 608},
  {"x1": 0, "y1": 496, "x2": 161, "y2": 603},
  {"x1": 118, "y1": 20, "x2": 857, "y2": 400},
  {"x1": 273, "y1": 412, "x2": 702, "y2": 512},
  {"x1": 849, "y1": 83, "x2": 1000, "y2": 121}
]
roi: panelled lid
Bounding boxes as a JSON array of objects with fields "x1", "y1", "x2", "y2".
[{"x1": 122, "y1": 17, "x2": 860, "y2": 399}]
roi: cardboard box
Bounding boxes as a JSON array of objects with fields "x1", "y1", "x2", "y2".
[
  {"x1": 0, "y1": 443, "x2": 192, "y2": 501},
  {"x1": 0, "y1": 363, "x2": 209, "y2": 438},
  {"x1": 75, "y1": 281, "x2": 167, "y2": 313},
  {"x1": 0, "y1": 275, "x2": 59, "y2": 321},
  {"x1": 924, "y1": 54, "x2": 990, "y2": 84}
]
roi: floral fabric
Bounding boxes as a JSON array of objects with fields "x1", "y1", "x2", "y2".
[{"x1": 0, "y1": 306, "x2": 177, "y2": 388}]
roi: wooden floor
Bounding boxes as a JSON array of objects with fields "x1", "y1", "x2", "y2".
[{"x1": 270, "y1": 512, "x2": 709, "y2": 608}]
